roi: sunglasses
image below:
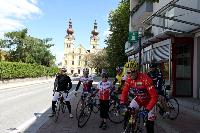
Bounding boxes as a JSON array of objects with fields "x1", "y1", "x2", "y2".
[
  {"x1": 127, "y1": 70, "x2": 137, "y2": 74},
  {"x1": 127, "y1": 72, "x2": 131, "y2": 74}
]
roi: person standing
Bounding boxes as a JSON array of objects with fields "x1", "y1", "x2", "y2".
[{"x1": 49, "y1": 67, "x2": 73, "y2": 118}]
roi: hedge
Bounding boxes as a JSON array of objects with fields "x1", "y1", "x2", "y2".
[{"x1": 0, "y1": 61, "x2": 59, "y2": 80}]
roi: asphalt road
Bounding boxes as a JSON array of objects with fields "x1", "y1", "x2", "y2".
[{"x1": 0, "y1": 80, "x2": 54, "y2": 133}]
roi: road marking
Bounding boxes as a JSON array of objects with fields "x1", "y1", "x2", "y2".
[
  {"x1": 0, "y1": 89, "x2": 49, "y2": 104},
  {"x1": 9, "y1": 90, "x2": 75, "y2": 133}
]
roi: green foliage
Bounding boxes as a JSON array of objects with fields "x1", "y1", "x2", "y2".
[
  {"x1": 1, "y1": 29, "x2": 55, "y2": 67},
  {"x1": 0, "y1": 61, "x2": 59, "y2": 79},
  {"x1": 105, "y1": 0, "x2": 129, "y2": 75},
  {"x1": 88, "y1": 49, "x2": 109, "y2": 74},
  {"x1": 139, "y1": 0, "x2": 159, "y2": 3}
]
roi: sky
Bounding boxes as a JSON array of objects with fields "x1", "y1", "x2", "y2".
[{"x1": 0, "y1": 0, "x2": 121, "y2": 64}]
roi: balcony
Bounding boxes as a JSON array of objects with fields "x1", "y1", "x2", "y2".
[{"x1": 131, "y1": 2, "x2": 153, "y2": 29}]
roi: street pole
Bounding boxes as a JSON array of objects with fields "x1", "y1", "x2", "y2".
[
  {"x1": 138, "y1": 35, "x2": 142, "y2": 72},
  {"x1": 138, "y1": 27, "x2": 143, "y2": 72}
]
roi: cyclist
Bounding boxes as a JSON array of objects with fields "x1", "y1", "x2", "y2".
[
  {"x1": 113, "y1": 65, "x2": 126, "y2": 93},
  {"x1": 49, "y1": 67, "x2": 73, "y2": 118},
  {"x1": 147, "y1": 63, "x2": 169, "y2": 117},
  {"x1": 74, "y1": 68, "x2": 93, "y2": 101},
  {"x1": 93, "y1": 70, "x2": 114, "y2": 130},
  {"x1": 120, "y1": 60, "x2": 158, "y2": 133}
]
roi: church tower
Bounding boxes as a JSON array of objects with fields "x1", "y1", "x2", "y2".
[
  {"x1": 62, "y1": 19, "x2": 75, "y2": 69},
  {"x1": 90, "y1": 20, "x2": 99, "y2": 53}
]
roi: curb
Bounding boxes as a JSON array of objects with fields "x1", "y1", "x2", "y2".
[{"x1": 0, "y1": 79, "x2": 54, "y2": 90}]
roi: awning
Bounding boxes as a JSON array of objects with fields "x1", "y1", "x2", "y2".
[
  {"x1": 152, "y1": 44, "x2": 170, "y2": 62},
  {"x1": 143, "y1": 50, "x2": 151, "y2": 64},
  {"x1": 143, "y1": 44, "x2": 170, "y2": 64},
  {"x1": 143, "y1": 0, "x2": 200, "y2": 33}
]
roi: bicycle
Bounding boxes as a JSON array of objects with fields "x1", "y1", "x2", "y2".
[
  {"x1": 75, "y1": 88, "x2": 99, "y2": 120},
  {"x1": 108, "y1": 90, "x2": 125, "y2": 124},
  {"x1": 157, "y1": 85, "x2": 179, "y2": 120},
  {"x1": 54, "y1": 91, "x2": 67, "y2": 122},
  {"x1": 123, "y1": 107, "x2": 148, "y2": 133},
  {"x1": 77, "y1": 95, "x2": 99, "y2": 128}
]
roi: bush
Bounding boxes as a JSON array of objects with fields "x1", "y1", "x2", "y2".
[{"x1": 0, "y1": 61, "x2": 59, "y2": 80}]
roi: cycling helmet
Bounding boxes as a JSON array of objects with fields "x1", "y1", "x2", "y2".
[
  {"x1": 124, "y1": 60, "x2": 138, "y2": 71},
  {"x1": 116, "y1": 66, "x2": 123, "y2": 72},
  {"x1": 101, "y1": 69, "x2": 108, "y2": 78},
  {"x1": 83, "y1": 68, "x2": 89, "y2": 73},
  {"x1": 149, "y1": 63, "x2": 157, "y2": 68},
  {"x1": 61, "y1": 67, "x2": 67, "y2": 72}
]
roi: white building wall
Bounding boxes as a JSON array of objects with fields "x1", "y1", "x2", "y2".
[{"x1": 152, "y1": 0, "x2": 200, "y2": 35}]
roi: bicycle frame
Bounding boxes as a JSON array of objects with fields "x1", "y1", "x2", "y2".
[
  {"x1": 54, "y1": 92, "x2": 67, "y2": 122},
  {"x1": 124, "y1": 107, "x2": 147, "y2": 133}
]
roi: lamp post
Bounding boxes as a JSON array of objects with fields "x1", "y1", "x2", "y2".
[{"x1": 138, "y1": 27, "x2": 143, "y2": 72}]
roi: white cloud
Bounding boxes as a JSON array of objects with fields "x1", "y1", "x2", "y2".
[
  {"x1": 30, "y1": 0, "x2": 38, "y2": 4},
  {"x1": 103, "y1": 28, "x2": 112, "y2": 38},
  {"x1": 0, "y1": 0, "x2": 42, "y2": 37}
]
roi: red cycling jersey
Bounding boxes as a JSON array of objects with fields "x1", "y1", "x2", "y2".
[
  {"x1": 75, "y1": 76, "x2": 93, "y2": 92},
  {"x1": 120, "y1": 73, "x2": 158, "y2": 111},
  {"x1": 97, "y1": 81, "x2": 112, "y2": 100}
]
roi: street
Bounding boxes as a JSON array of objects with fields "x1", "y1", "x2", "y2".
[
  {"x1": 0, "y1": 80, "x2": 54, "y2": 133},
  {"x1": 1, "y1": 78, "x2": 200, "y2": 133}
]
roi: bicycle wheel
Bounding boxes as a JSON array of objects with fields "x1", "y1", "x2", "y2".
[
  {"x1": 61, "y1": 102, "x2": 66, "y2": 113},
  {"x1": 76, "y1": 99, "x2": 85, "y2": 120},
  {"x1": 124, "y1": 123, "x2": 132, "y2": 133},
  {"x1": 167, "y1": 98, "x2": 179, "y2": 120},
  {"x1": 78, "y1": 104, "x2": 92, "y2": 128},
  {"x1": 92, "y1": 98, "x2": 99, "y2": 113},
  {"x1": 108, "y1": 102, "x2": 124, "y2": 124},
  {"x1": 54, "y1": 101, "x2": 60, "y2": 122}
]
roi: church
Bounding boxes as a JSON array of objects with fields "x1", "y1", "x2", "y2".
[{"x1": 61, "y1": 19, "x2": 101, "y2": 75}]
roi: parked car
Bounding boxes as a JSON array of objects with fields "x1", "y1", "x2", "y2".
[{"x1": 90, "y1": 73, "x2": 97, "y2": 77}]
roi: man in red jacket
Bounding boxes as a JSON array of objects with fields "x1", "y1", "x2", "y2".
[{"x1": 120, "y1": 61, "x2": 158, "y2": 133}]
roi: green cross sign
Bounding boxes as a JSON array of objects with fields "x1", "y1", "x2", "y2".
[{"x1": 128, "y1": 31, "x2": 138, "y2": 43}]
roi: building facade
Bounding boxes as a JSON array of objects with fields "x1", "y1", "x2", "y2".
[
  {"x1": 127, "y1": 0, "x2": 200, "y2": 98},
  {"x1": 62, "y1": 19, "x2": 101, "y2": 75}
]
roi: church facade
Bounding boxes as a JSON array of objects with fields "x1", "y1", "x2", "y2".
[{"x1": 61, "y1": 19, "x2": 101, "y2": 75}]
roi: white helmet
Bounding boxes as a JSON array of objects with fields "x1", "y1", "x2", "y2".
[
  {"x1": 61, "y1": 67, "x2": 67, "y2": 72},
  {"x1": 83, "y1": 68, "x2": 89, "y2": 73}
]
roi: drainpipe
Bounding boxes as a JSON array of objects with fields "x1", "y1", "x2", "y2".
[{"x1": 169, "y1": 42, "x2": 172, "y2": 86}]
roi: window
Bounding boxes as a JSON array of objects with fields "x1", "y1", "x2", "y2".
[
  {"x1": 79, "y1": 48, "x2": 81, "y2": 53},
  {"x1": 85, "y1": 61, "x2": 87, "y2": 65},
  {"x1": 78, "y1": 61, "x2": 81, "y2": 65},
  {"x1": 78, "y1": 69, "x2": 80, "y2": 74},
  {"x1": 71, "y1": 70, "x2": 74, "y2": 74},
  {"x1": 72, "y1": 61, "x2": 74, "y2": 65},
  {"x1": 93, "y1": 46, "x2": 96, "y2": 49},
  {"x1": 79, "y1": 56, "x2": 81, "y2": 59}
]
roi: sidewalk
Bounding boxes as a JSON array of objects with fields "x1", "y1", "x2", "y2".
[
  {"x1": 36, "y1": 94, "x2": 166, "y2": 133},
  {"x1": 0, "y1": 77, "x2": 54, "y2": 90},
  {"x1": 35, "y1": 97, "x2": 200, "y2": 133},
  {"x1": 0, "y1": 76, "x2": 80, "y2": 90}
]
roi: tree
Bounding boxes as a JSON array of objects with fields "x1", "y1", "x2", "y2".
[
  {"x1": 105, "y1": 0, "x2": 129, "y2": 72},
  {"x1": 88, "y1": 49, "x2": 109, "y2": 74},
  {"x1": 1, "y1": 29, "x2": 55, "y2": 66}
]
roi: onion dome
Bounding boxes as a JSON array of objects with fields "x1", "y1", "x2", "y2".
[
  {"x1": 67, "y1": 19, "x2": 74, "y2": 35},
  {"x1": 91, "y1": 20, "x2": 99, "y2": 36}
]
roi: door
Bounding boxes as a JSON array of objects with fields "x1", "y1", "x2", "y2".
[{"x1": 174, "y1": 38, "x2": 193, "y2": 96}]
